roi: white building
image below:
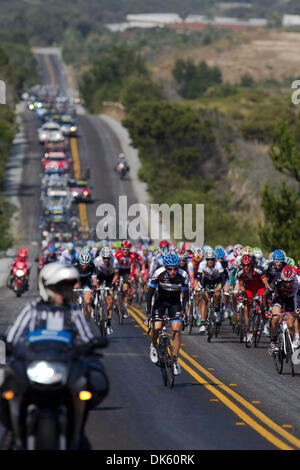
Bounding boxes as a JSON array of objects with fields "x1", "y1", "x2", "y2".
[
  {"x1": 282, "y1": 14, "x2": 300, "y2": 27},
  {"x1": 126, "y1": 13, "x2": 182, "y2": 25}
]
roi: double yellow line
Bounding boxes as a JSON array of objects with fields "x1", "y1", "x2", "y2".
[
  {"x1": 43, "y1": 53, "x2": 89, "y2": 234},
  {"x1": 128, "y1": 304, "x2": 300, "y2": 451}
]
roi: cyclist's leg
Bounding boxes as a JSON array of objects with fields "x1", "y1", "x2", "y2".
[{"x1": 83, "y1": 286, "x2": 93, "y2": 322}]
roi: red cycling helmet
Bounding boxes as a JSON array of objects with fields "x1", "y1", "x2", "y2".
[
  {"x1": 159, "y1": 240, "x2": 169, "y2": 249},
  {"x1": 178, "y1": 249, "x2": 188, "y2": 260},
  {"x1": 241, "y1": 254, "x2": 253, "y2": 266},
  {"x1": 281, "y1": 265, "x2": 295, "y2": 282},
  {"x1": 121, "y1": 240, "x2": 132, "y2": 249}
]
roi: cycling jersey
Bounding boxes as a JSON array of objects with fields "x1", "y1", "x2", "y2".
[
  {"x1": 198, "y1": 260, "x2": 224, "y2": 281},
  {"x1": 94, "y1": 255, "x2": 119, "y2": 277},
  {"x1": 147, "y1": 266, "x2": 189, "y2": 316},
  {"x1": 265, "y1": 261, "x2": 287, "y2": 284},
  {"x1": 73, "y1": 260, "x2": 97, "y2": 288},
  {"x1": 115, "y1": 250, "x2": 136, "y2": 273}
]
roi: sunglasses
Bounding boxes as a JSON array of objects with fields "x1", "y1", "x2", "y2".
[{"x1": 166, "y1": 267, "x2": 178, "y2": 271}]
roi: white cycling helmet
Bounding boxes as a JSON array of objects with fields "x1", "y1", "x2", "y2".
[
  {"x1": 101, "y1": 247, "x2": 112, "y2": 258},
  {"x1": 205, "y1": 248, "x2": 216, "y2": 259},
  {"x1": 39, "y1": 262, "x2": 79, "y2": 302}
]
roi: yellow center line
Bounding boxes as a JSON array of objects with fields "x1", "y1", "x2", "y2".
[
  {"x1": 44, "y1": 54, "x2": 56, "y2": 88},
  {"x1": 128, "y1": 305, "x2": 300, "y2": 450}
]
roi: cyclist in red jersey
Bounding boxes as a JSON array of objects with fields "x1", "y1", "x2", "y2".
[
  {"x1": 236, "y1": 254, "x2": 270, "y2": 341},
  {"x1": 115, "y1": 240, "x2": 137, "y2": 317}
]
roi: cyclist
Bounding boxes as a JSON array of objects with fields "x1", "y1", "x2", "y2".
[
  {"x1": 236, "y1": 254, "x2": 269, "y2": 342},
  {"x1": 59, "y1": 242, "x2": 77, "y2": 265},
  {"x1": 115, "y1": 240, "x2": 137, "y2": 318},
  {"x1": 145, "y1": 253, "x2": 189, "y2": 376},
  {"x1": 265, "y1": 265, "x2": 299, "y2": 354},
  {"x1": 198, "y1": 248, "x2": 226, "y2": 333},
  {"x1": 187, "y1": 247, "x2": 203, "y2": 326},
  {"x1": 265, "y1": 249, "x2": 287, "y2": 284},
  {"x1": 216, "y1": 247, "x2": 231, "y2": 319},
  {"x1": 252, "y1": 247, "x2": 266, "y2": 267},
  {"x1": 73, "y1": 251, "x2": 98, "y2": 323},
  {"x1": 148, "y1": 240, "x2": 170, "y2": 278},
  {"x1": 178, "y1": 249, "x2": 189, "y2": 272},
  {"x1": 94, "y1": 247, "x2": 120, "y2": 335}
]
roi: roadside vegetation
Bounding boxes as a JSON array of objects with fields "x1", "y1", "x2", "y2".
[{"x1": 0, "y1": 41, "x2": 39, "y2": 250}]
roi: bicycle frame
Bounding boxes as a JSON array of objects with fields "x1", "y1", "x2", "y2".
[{"x1": 148, "y1": 316, "x2": 175, "y2": 388}]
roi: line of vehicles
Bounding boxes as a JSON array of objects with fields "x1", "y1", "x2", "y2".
[{"x1": 26, "y1": 86, "x2": 94, "y2": 247}]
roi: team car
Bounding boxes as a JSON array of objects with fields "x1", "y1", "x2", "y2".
[
  {"x1": 42, "y1": 152, "x2": 72, "y2": 174},
  {"x1": 59, "y1": 115, "x2": 78, "y2": 136},
  {"x1": 38, "y1": 121, "x2": 64, "y2": 145},
  {"x1": 67, "y1": 179, "x2": 92, "y2": 202}
]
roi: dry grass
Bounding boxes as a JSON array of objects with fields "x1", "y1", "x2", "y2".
[{"x1": 149, "y1": 29, "x2": 300, "y2": 85}]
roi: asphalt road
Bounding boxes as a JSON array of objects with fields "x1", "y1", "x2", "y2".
[{"x1": 0, "y1": 50, "x2": 300, "y2": 451}]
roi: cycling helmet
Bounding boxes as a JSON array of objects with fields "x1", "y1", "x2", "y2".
[
  {"x1": 226, "y1": 245, "x2": 234, "y2": 254},
  {"x1": 241, "y1": 245, "x2": 253, "y2": 256},
  {"x1": 39, "y1": 262, "x2": 79, "y2": 302},
  {"x1": 241, "y1": 254, "x2": 253, "y2": 266},
  {"x1": 169, "y1": 242, "x2": 177, "y2": 252},
  {"x1": 233, "y1": 244, "x2": 243, "y2": 257},
  {"x1": 142, "y1": 244, "x2": 149, "y2": 252},
  {"x1": 159, "y1": 240, "x2": 169, "y2": 250},
  {"x1": 121, "y1": 240, "x2": 132, "y2": 249},
  {"x1": 272, "y1": 249, "x2": 285, "y2": 261},
  {"x1": 48, "y1": 245, "x2": 56, "y2": 253},
  {"x1": 286, "y1": 257, "x2": 295, "y2": 267},
  {"x1": 281, "y1": 265, "x2": 295, "y2": 282},
  {"x1": 67, "y1": 242, "x2": 74, "y2": 251},
  {"x1": 101, "y1": 247, "x2": 112, "y2": 258},
  {"x1": 215, "y1": 248, "x2": 225, "y2": 259},
  {"x1": 178, "y1": 249, "x2": 188, "y2": 260},
  {"x1": 79, "y1": 251, "x2": 91, "y2": 265},
  {"x1": 193, "y1": 247, "x2": 204, "y2": 262},
  {"x1": 205, "y1": 248, "x2": 216, "y2": 260},
  {"x1": 163, "y1": 254, "x2": 181, "y2": 267},
  {"x1": 252, "y1": 247, "x2": 263, "y2": 260},
  {"x1": 202, "y1": 244, "x2": 213, "y2": 252}
]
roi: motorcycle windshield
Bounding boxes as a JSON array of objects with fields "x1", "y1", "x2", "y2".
[{"x1": 27, "y1": 329, "x2": 72, "y2": 345}]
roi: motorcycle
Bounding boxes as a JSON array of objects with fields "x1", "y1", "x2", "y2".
[
  {"x1": 0, "y1": 332, "x2": 109, "y2": 450},
  {"x1": 115, "y1": 162, "x2": 129, "y2": 180},
  {"x1": 11, "y1": 263, "x2": 28, "y2": 297}
]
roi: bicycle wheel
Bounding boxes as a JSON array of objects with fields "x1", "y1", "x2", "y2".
[
  {"x1": 215, "y1": 308, "x2": 223, "y2": 338},
  {"x1": 254, "y1": 315, "x2": 264, "y2": 347},
  {"x1": 159, "y1": 337, "x2": 174, "y2": 388},
  {"x1": 188, "y1": 297, "x2": 196, "y2": 336},
  {"x1": 117, "y1": 291, "x2": 124, "y2": 325},
  {"x1": 245, "y1": 313, "x2": 256, "y2": 348},
  {"x1": 238, "y1": 307, "x2": 245, "y2": 343},
  {"x1": 207, "y1": 307, "x2": 216, "y2": 343},
  {"x1": 274, "y1": 348, "x2": 284, "y2": 374},
  {"x1": 285, "y1": 330, "x2": 295, "y2": 377},
  {"x1": 99, "y1": 302, "x2": 107, "y2": 337}
]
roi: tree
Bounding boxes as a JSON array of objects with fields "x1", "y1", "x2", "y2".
[{"x1": 259, "y1": 118, "x2": 300, "y2": 259}]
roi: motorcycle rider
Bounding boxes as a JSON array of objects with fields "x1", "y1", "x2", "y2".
[
  {"x1": 9, "y1": 248, "x2": 31, "y2": 290},
  {"x1": 0, "y1": 262, "x2": 109, "y2": 442},
  {"x1": 114, "y1": 153, "x2": 130, "y2": 175}
]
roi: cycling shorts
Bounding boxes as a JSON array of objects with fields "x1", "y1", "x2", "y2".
[
  {"x1": 244, "y1": 279, "x2": 265, "y2": 303},
  {"x1": 97, "y1": 273, "x2": 114, "y2": 289},
  {"x1": 152, "y1": 299, "x2": 183, "y2": 323},
  {"x1": 272, "y1": 295, "x2": 296, "y2": 312}
]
